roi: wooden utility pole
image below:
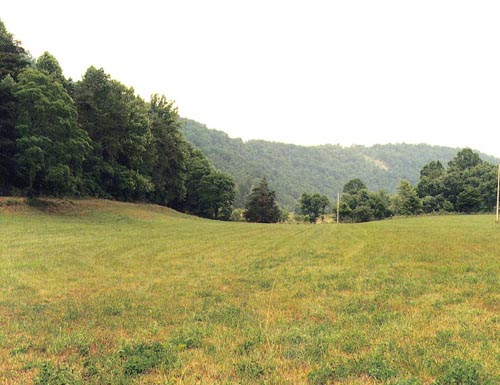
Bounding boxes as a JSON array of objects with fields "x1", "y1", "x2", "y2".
[
  {"x1": 337, "y1": 192, "x2": 340, "y2": 224},
  {"x1": 496, "y1": 164, "x2": 500, "y2": 223}
]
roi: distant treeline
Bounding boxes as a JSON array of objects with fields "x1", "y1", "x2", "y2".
[
  {"x1": 180, "y1": 118, "x2": 499, "y2": 209},
  {"x1": 0, "y1": 21, "x2": 235, "y2": 220},
  {"x1": 338, "y1": 148, "x2": 498, "y2": 223}
]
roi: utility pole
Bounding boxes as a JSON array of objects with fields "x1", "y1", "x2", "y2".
[
  {"x1": 496, "y1": 164, "x2": 500, "y2": 223},
  {"x1": 337, "y1": 192, "x2": 340, "y2": 224}
]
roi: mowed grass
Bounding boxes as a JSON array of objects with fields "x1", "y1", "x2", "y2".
[{"x1": 1, "y1": 198, "x2": 500, "y2": 384}]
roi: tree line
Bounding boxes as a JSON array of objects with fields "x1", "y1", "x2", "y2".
[
  {"x1": 338, "y1": 148, "x2": 498, "y2": 223},
  {"x1": 180, "y1": 118, "x2": 499, "y2": 209},
  {"x1": 246, "y1": 148, "x2": 498, "y2": 224},
  {"x1": 1, "y1": 21, "x2": 497, "y2": 224},
  {"x1": 0, "y1": 21, "x2": 235, "y2": 220}
]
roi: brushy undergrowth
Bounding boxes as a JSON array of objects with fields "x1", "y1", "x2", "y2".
[{"x1": 1, "y1": 198, "x2": 500, "y2": 384}]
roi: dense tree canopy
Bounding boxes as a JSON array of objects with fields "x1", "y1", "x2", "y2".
[
  {"x1": 339, "y1": 180, "x2": 392, "y2": 223},
  {"x1": 180, "y1": 118, "x2": 498, "y2": 209},
  {"x1": 300, "y1": 192, "x2": 330, "y2": 223},
  {"x1": 15, "y1": 66, "x2": 91, "y2": 195},
  {"x1": 418, "y1": 149, "x2": 496, "y2": 214},
  {"x1": 0, "y1": 20, "x2": 235, "y2": 220}
]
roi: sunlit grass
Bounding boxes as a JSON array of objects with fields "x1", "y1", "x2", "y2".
[{"x1": 1, "y1": 198, "x2": 500, "y2": 384}]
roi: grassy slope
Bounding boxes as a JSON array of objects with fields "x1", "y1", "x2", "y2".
[{"x1": 1, "y1": 198, "x2": 500, "y2": 384}]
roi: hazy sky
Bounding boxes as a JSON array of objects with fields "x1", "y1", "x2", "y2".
[{"x1": 3, "y1": 1, "x2": 500, "y2": 156}]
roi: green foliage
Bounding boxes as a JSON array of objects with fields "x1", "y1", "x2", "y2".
[
  {"x1": 434, "y1": 359, "x2": 486, "y2": 385},
  {"x1": 394, "y1": 180, "x2": 422, "y2": 216},
  {"x1": 339, "y1": 179, "x2": 392, "y2": 222},
  {"x1": 307, "y1": 362, "x2": 352, "y2": 384},
  {"x1": 244, "y1": 177, "x2": 280, "y2": 223},
  {"x1": 300, "y1": 192, "x2": 330, "y2": 223},
  {"x1": 35, "y1": 51, "x2": 66, "y2": 85},
  {"x1": 180, "y1": 118, "x2": 498, "y2": 209},
  {"x1": 343, "y1": 178, "x2": 366, "y2": 194},
  {"x1": 0, "y1": 75, "x2": 19, "y2": 193},
  {"x1": 74, "y1": 66, "x2": 154, "y2": 200},
  {"x1": 119, "y1": 342, "x2": 177, "y2": 376},
  {"x1": 365, "y1": 354, "x2": 398, "y2": 381},
  {"x1": 147, "y1": 93, "x2": 188, "y2": 206},
  {"x1": 418, "y1": 149, "x2": 497, "y2": 213},
  {"x1": 236, "y1": 359, "x2": 265, "y2": 379},
  {"x1": 0, "y1": 19, "x2": 30, "y2": 80},
  {"x1": 34, "y1": 362, "x2": 82, "y2": 385},
  {"x1": 183, "y1": 148, "x2": 236, "y2": 219},
  {"x1": 14, "y1": 67, "x2": 91, "y2": 195}
]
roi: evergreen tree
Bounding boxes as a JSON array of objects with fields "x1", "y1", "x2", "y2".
[{"x1": 244, "y1": 177, "x2": 280, "y2": 223}]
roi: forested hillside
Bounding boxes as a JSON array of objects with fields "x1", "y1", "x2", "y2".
[
  {"x1": 0, "y1": 21, "x2": 235, "y2": 220},
  {"x1": 181, "y1": 118, "x2": 498, "y2": 208}
]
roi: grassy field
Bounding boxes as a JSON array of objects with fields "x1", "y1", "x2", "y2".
[{"x1": 1, "y1": 198, "x2": 500, "y2": 384}]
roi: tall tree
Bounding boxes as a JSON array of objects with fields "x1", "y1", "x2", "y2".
[
  {"x1": 0, "y1": 75, "x2": 17, "y2": 193},
  {"x1": 0, "y1": 20, "x2": 30, "y2": 80},
  {"x1": 183, "y1": 148, "x2": 235, "y2": 219},
  {"x1": 198, "y1": 170, "x2": 235, "y2": 220},
  {"x1": 74, "y1": 66, "x2": 154, "y2": 200},
  {"x1": 0, "y1": 20, "x2": 30, "y2": 194},
  {"x1": 35, "y1": 51, "x2": 66, "y2": 85},
  {"x1": 244, "y1": 177, "x2": 280, "y2": 223},
  {"x1": 14, "y1": 67, "x2": 90, "y2": 195},
  {"x1": 148, "y1": 94, "x2": 187, "y2": 206},
  {"x1": 343, "y1": 178, "x2": 367, "y2": 194},
  {"x1": 394, "y1": 180, "x2": 422, "y2": 216},
  {"x1": 447, "y1": 148, "x2": 482, "y2": 172}
]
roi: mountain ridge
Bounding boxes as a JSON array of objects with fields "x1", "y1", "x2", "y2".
[{"x1": 180, "y1": 118, "x2": 499, "y2": 209}]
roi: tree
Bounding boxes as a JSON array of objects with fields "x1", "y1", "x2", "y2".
[
  {"x1": 182, "y1": 148, "x2": 235, "y2": 220},
  {"x1": 14, "y1": 67, "x2": 91, "y2": 195},
  {"x1": 0, "y1": 21, "x2": 30, "y2": 194},
  {"x1": 0, "y1": 75, "x2": 17, "y2": 193},
  {"x1": 448, "y1": 148, "x2": 482, "y2": 172},
  {"x1": 198, "y1": 170, "x2": 235, "y2": 220},
  {"x1": 338, "y1": 179, "x2": 392, "y2": 223},
  {"x1": 244, "y1": 177, "x2": 280, "y2": 223},
  {"x1": 300, "y1": 192, "x2": 330, "y2": 223},
  {"x1": 417, "y1": 160, "x2": 445, "y2": 197},
  {"x1": 395, "y1": 180, "x2": 422, "y2": 216},
  {"x1": 343, "y1": 178, "x2": 366, "y2": 194},
  {"x1": 0, "y1": 20, "x2": 30, "y2": 81},
  {"x1": 74, "y1": 66, "x2": 154, "y2": 200},
  {"x1": 148, "y1": 94, "x2": 188, "y2": 206},
  {"x1": 35, "y1": 51, "x2": 67, "y2": 86}
]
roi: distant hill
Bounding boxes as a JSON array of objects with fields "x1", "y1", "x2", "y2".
[{"x1": 180, "y1": 118, "x2": 498, "y2": 209}]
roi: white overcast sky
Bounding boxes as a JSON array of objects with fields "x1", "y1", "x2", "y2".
[{"x1": 3, "y1": 1, "x2": 500, "y2": 157}]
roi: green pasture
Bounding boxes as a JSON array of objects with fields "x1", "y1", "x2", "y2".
[{"x1": 1, "y1": 199, "x2": 499, "y2": 384}]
